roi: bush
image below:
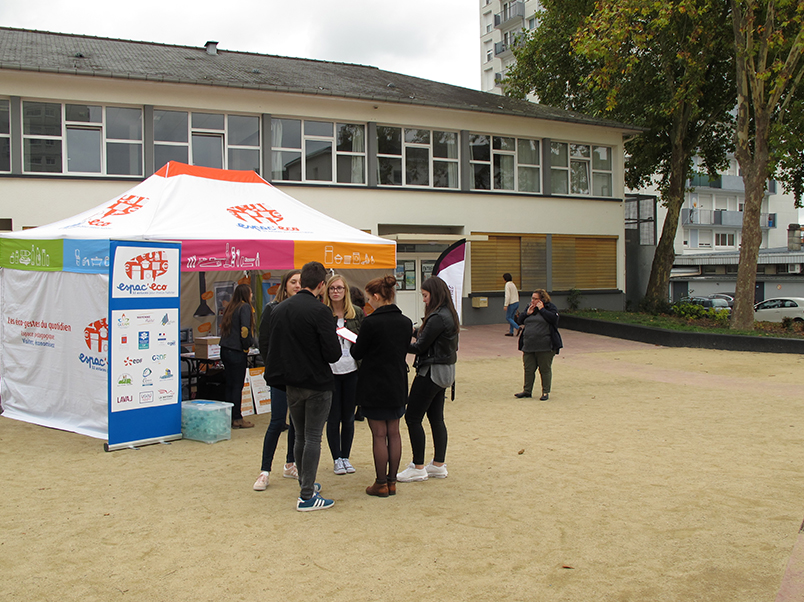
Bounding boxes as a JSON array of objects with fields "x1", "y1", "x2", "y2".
[{"x1": 566, "y1": 287, "x2": 583, "y2": 311}]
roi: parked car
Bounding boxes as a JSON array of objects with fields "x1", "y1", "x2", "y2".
[
  {"x1": 685, "y1": 296, "x2": 732, "y2": 313},
  {"x1": 709, "y1": 293, "x2": 736, "y2": 307},
  {"x1": 753, "y1": 297, "x2": 804, "y2": 323}
]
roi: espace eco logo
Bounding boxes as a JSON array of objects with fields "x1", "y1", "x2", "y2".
[
  {"x1": 117, "y1": 250, "x2": 171, "y2": 294},
  {"x1": 85, "y1": 195, "x2": 147, "y2": 228},
  {"x1": 227, "y1": 203, "x2": 299, "y2": 233},
  {"x1": 80, "y1": 318, "x2": 108, "y2": 371}
]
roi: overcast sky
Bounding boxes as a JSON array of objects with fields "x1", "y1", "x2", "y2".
[{"x1": 0, "y1": 0, "x2": 481, "y2": 90}]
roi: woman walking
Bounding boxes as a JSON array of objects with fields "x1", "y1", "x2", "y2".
[
  {"x1": 503, "y1": 273, "x2": 520, "y2": 337},
  {"x1": 253, "y1": 270, "x2": 301, "y2": 491},
  {"x1": 397, "y1": 277, "x2": 459, "y2": 483},
  {"x1": 351, "y1": 275, "x2": 412, "y2": 497},
  {"x1": 514, "y1": 289, "x2": 563, "y2": 401},
  {"x1": 323, "y1": 274, "x2": 363, "y2": 475},
  {"x1": 219, "y1": 283, "x2": 257, "y2": 429}
]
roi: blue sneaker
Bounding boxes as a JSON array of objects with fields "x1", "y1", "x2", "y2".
[
  {"x1": 296, "y1": 493, "x2": 335, "y2": 512},
  {"x1": 314, "y1": 482, "x2": 322, "y2": 494}
]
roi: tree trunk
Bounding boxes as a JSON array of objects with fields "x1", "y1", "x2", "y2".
[
  {"x1": 731, "y1": 117, "x2": 770, "y2": 329},
  {"x1": 643, "y1": 120, "x2": 690, "y2": 310}
]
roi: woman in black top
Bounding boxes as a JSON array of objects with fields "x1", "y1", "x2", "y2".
[
  {"x1": 351, "y1": 275, "x2": 413, "y2": 497},
  {"x1": 397, "y1": 277, "x2": 459, "y2": 483},
  {"x1": 515, "y1": 289, "x2": 562, "y2": 401},
  {"x1": 219, "y1": 283, "x2": 256, "y2": 428}
]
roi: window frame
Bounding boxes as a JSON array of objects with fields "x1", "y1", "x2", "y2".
[
  {"x1": 270, "y1": 118, "x2": 366, "y2": 185},
  {"x1": 550, "y1": 141, "x2": 614, "y2": 197},
  {"x1": 0, "y1": 98, "x2": 10, "y2": 173},
  {"x1": 21, "y1": 100, "x2": 143, "y2": 176},
  {"x1": 375, "y1": 125, "x2": 460, "y2": 189},
  {"x1": 470, "y1": 133, "x2": 541, "y2": 193},
  {"x1": 154, "y1": 109, "x2": 261, "y2": 173}
]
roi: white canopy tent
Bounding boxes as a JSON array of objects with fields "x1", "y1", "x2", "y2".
[{"x1": 0, "y1": 162, "x2": 395, "y2": 438}]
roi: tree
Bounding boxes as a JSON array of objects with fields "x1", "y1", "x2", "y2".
[
  {"x1": 506, "y1": 0, "x2": 735, "y2": 310},
  {"x1": 729, "y1": 0, "x2": 804, "y2": 329}
]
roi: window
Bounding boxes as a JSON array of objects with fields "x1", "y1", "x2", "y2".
[
  {"x1": 154, "y1": 110, "x2": 260, "y2": 173},
  {"x1": 271, "y1": 118, "x2": 365, "y2": 184},
  {"x1": 0, "y1": 99, "x2": 9, "y2": 173},
  {"x1": 22, "y1": 101, "x2": 142, "y2": 175},
  {"x1": 470, "y1": 134, "x2": 540, "y2": 192},
  {"x1": 715, "y1": 232, "x2": 735, "y2": 247},
  {"x1": 376, "y1": 126, "x2": 458, "y2": 188},
  {"x1": 550, "y1": 142, "x2": 613, "y2": 196}
]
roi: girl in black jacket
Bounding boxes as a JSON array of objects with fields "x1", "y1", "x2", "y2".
[
  {"x1": 397, "y1": 277, "x2": 459, "y2": 483},
  {"x1": 219, "y1": 283, "x2": 256, "y2": 428},
  {"x1": 351, "y1": 275, "x2": 412, "y2": 497}
]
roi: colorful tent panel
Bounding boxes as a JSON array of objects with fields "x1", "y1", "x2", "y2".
[{"x1": 0, "y1": 162, "x2": 396, "y2": 271}]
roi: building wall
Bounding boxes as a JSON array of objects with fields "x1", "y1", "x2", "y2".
[{"x1": 1, "y1": 67, "x2": 628, "y2": 322}]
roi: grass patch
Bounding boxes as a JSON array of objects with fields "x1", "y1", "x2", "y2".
[{"x1": 565, "y1": 309, "x2": 804, "y2": 340}]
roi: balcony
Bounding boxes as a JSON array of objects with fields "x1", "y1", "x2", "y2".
[
  {"x1": 494, "y1": 1, "x2": 526, "y2": 28},
  {"x1": 681, "y1": 208, "x2": 777, "y2": 229}
]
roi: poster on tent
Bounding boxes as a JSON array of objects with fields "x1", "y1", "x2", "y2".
[{"x1": 106, "y1": 240, "x2": 182, "y2": 451}]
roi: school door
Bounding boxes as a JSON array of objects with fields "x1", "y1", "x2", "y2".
[{"x1": 395, "y1": 254, "x2": 439, "y2": 326}]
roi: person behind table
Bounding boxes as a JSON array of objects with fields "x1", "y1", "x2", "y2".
[
  {"x1": 323, "y1": 274, "x2": 364, "y2": 476},
  {"x1": 514, "y1": 289, "x2": 563, "y2": 401},
  {"x1": 265, "y1": 261, "x2": 341, "y2": 511},
  {"x1": 253, "y1": 269, "x2": 301, "y2": 491},
  {"x1": 351, "y1": 275, "x2": 413, "y2": 497},
  {"x1": 397, "y1": 276, "x2": 459, "y2": 483},
  {"x1": 219, "y1": 283, "x2": 257, "y2": 429},
  {"x1": 502, "y1": 273, "x2": 520, "y2": 337}
]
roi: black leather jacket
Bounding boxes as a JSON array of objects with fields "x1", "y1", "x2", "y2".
[{"x1": 409, "y1": 305, "x2": 458, "y2": 368}]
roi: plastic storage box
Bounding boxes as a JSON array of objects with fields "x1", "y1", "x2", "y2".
[{"x1": 181, "y1": 400, "x2": 233, "y2": 444}]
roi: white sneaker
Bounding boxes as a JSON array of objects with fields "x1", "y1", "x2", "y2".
[
  {"x1": 397, "y1": 463, "x2": 429, "y2": 482},
  {"x1": 342, "y1": 458, "x2": 356, "y2": 474},
  {"x1": 334, "y1": 458, "x2": 347, "y2": 475},
  {"x1": 253, "y1": 471, "x2": 269, "y2": 491},
  {"x1": 426, "y1": 461, "x2": 448, "y2": 479}
]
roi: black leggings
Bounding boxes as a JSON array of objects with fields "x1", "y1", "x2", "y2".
[
  {"x1": 405, "y1": 373, "x2": 448, "y2": 466},
  {"x1": 326, "y1": 371, "x2": 358, "y2": 460}
]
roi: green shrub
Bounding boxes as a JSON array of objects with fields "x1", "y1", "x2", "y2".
[{"x1": 567, "y1": 287, "x2": 583, "y2": 311}]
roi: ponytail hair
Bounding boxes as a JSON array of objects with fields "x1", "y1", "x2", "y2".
[{"x1": 365, "y1": 275, "x2": 397, "y2": 303}]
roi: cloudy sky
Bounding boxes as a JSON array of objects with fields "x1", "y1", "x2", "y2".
[{"x1": 0, "y1": 0, "x2": 481, "y2": 89}]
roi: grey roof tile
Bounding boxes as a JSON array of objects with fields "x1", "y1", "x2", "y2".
[{"x1": 0, "y1": 27, "x2": 640, "y2": 132}]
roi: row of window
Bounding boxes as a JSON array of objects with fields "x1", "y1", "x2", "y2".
[{"x1": 0, "y1": 99, "x2": 615, "y2": 197}]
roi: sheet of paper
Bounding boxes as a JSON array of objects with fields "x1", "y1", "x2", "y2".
[{"x1": 337, "y1": 327, "x2": 357, "y2": 344}]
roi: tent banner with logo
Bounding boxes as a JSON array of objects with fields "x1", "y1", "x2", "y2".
[
  {"x1": 0, "y1": 269, "x2": 109, "y2": 438},
  {"x1": 106, "y1": 240, "x2": 182, "y2": 451}
]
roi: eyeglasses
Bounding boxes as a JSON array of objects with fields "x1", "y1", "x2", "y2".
[{"x1": 329, "y1": 286, "x2": 345, "y2": 292}]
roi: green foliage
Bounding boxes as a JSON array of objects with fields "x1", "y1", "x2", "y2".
[
  {"x1": 671, "y1": 302, "x2": 730, "y2": 325},
  {"x1": 566, "y1": 287, "x2": 583, "y2": 311}
]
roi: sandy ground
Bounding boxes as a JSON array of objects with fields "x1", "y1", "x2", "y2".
[{"x1": 2, "y1": 325, "x2": 804, "y2": 602}]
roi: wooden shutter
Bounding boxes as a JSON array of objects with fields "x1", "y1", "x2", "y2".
[
  {"x1": 471, "y1": 235, "x2": 521, "y2": 290},
  {"x1": 552, "y1": 235, "x2": 616, "y2": 290}
]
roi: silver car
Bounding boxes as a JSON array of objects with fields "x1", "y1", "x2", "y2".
[{"x1": 753, "y1": 297, "x2": 804, "y2": 323}]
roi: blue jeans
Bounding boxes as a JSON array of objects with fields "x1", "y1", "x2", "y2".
[
  {"x1": 287, "y1": 386, "x2": 332, "y2": 500},
  {"x1": 259, "y1": 387, "x2": 296, "y2": 472},
  {"x1": 505, "y1": 302, "x2": 520, "y2": 334}
]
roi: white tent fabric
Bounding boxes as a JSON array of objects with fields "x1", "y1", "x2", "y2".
[
  {"x1": 3, "y1": 162, "x2": 396, "y2": 272},
  {"x1": 0, "y1": 270, "x2": 109, "y2": 438},
  {"x1": 0, "y1": 162, "x2": 395, "y2": 439}
]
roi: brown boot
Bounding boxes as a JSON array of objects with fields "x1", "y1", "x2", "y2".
[
  {"x1": 366, "y1": 481, "x2": 389, "y2": 497},
  {"x1": 387, "y1": 479, "x2": 397, "y2": 496}
]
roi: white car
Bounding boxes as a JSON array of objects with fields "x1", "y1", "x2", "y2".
[{"x1": 753, "y1": 297, "x2": 804, "y2": 323}]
